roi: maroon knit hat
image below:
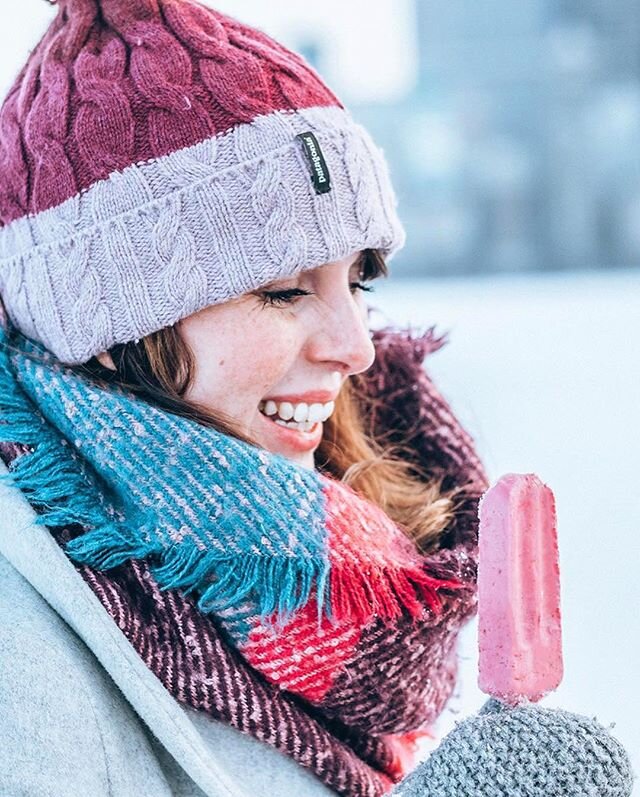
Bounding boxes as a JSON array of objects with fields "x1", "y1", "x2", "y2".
[{"x1": 0, "y1": 0, "x2": 405, "y2": 363}]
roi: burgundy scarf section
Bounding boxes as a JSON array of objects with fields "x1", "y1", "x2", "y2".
[{"x1": 0, "y1": 327, "x2": 489, "y2": 797}]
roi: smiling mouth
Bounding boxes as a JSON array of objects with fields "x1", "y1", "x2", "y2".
[
  {"x1": 256, "y1": 402, "x2": 325, "y2": 455},
  {"x1": 258, "y1": 398, "x2": 335, "y2": 428}
]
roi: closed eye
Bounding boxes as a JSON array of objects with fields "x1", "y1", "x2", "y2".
[
  {"x1": 351, "y1": 281, "x2": 375, "y2": 294},
  {"x1": 259, "y1": 288, "x2": 312, "y2": 307},
  {"x1": 258, "y1": 282, "x2": 374, "y2": 308}
]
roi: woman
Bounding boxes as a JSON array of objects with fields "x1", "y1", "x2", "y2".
[{"x1": 0, "y1": 1, "x2": 489, "y2": 795}]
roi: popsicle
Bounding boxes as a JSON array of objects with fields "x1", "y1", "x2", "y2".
[{"x1": 477, "y1": 473, "x2": 563, "y2": 705}]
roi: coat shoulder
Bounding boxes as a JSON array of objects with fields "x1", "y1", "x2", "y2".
[{"x1": 0, "y1": 553, "x2": 174, "y2": 797}]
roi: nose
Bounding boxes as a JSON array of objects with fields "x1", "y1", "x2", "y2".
[{"x1": 305, "y1": 288, "x2": 376, "y2": 376}]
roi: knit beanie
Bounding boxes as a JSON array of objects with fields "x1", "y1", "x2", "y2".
[
  {"x1": 0, "y1": 0, "x2": 405, "y2": 364},
  {"x1": 392, "y1": 698, "x2": 635, "y2": 797}
]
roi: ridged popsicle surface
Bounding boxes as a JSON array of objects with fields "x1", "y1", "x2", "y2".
[{"x1": 478, "y1": 473, "x2": 563, "y2": 705}]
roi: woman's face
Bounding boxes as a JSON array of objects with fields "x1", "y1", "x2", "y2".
[{"x1": 175, "y1": 251, "x2": 376, "y2": 470}]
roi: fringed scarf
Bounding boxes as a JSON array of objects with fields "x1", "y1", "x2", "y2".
[{"x1": 0, "y1": 322, "x2": 489, "y2": 797}]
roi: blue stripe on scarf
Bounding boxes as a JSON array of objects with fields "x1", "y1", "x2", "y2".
[{"x1": 0, "y1": 325, "x2": 332, "y2": 625}]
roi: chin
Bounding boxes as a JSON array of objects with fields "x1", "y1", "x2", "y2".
[{"x1": 284, "y1": 450, "x2": 315, "y2": 470}]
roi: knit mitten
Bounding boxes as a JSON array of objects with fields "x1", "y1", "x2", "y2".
[{"x1": 391, "y1": 698, "x2": 635, "y2": 797}]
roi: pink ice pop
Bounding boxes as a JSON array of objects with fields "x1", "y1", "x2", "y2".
[{"x1": 477, "y1": 473, "x2": 563, "y2": 705}]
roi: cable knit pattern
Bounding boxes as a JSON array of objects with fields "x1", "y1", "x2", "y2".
[
  {"x1": 344, "y1": 128, "x2": 379, "y2": 239},
  {"x1": 73, "y1": 37, "x2": 136, "y2": 176},
  {"x1": 27, "y1": 68, "x2": 75, "y2": 213},
  {"x1": 246, "y1": 149, "x2": 309, "y2": 272},
  {"x1": 0, "y1": 0, "x2": 405, "y2": 364},
  {"x1": 1, "y1": 0, "x2": 339, "y2": 216}
]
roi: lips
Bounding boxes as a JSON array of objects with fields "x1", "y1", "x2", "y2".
[
  {"x1": 256, "y1": 390, "x2": 338, "y2": 457},
  {"x1": 257, "y1": 407, "x2": 323, "y2": 453}
]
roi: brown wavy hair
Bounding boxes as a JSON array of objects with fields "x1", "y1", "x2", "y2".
[{"x1": 70, "y1": 249, "x2": 462, "y2": 552}]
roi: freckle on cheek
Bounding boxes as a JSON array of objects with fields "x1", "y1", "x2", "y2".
[{"x1": 218, "y1": 359, "x2": 225, "y2": 366}]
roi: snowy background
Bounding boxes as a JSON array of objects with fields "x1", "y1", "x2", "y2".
[{"x1": 371, "y1": 267, "x2": 640, "y2": 788}]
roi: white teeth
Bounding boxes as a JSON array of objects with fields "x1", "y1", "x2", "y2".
[
  {"x1": 320, "y1": 401, "x2": 334, "y2": 421},
  {"x1": 307, "y1": 403, "x2": 324, "y2": 423},
  {"x1": 274, "y1": 419, "x2": 317, "y2": 432},
  {"x1": 263, "y1": 400, "x2": 278, "y2": 416},
  {"x1": 259, "y1": 398, "x2": 335, "y2": 423}
]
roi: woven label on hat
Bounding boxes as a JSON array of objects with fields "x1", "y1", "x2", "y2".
[{"x1": 296, "y1": 132, "x2": 332, "y2": 194}]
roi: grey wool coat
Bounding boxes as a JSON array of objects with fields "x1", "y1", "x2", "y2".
[{"x1": 0, "y1": 458, "x2": 337, "y2": 797}]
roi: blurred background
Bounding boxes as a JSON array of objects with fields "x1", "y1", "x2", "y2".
[
  {"x1": 209, "y1": 0, "x2": 640, "y2": 279},
  {"x1": 2, "y1": 0, "x2": 639, "y2": 787},
  {"x1": 3, "y1": 1, "x2": 640, "y2": 278}
]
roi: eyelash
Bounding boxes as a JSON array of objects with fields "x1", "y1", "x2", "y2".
[{"x1": 259, "y1": 282, "x2": 374, "y2": 307}]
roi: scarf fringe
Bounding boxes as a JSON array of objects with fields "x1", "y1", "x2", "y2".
[
  {"x1": 0, "y1": 410, "x2": 164, "y2": 561},
  {"x1": 329, "y1": 560, "x2": 463, "y2": 626},
  {"x1": 66, "y1": 523, "x2": 330, "y2": 625}
]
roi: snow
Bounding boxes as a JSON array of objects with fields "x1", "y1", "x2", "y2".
[{"x1": 370, "y1": 267, "x2": 640, "y2": 790}]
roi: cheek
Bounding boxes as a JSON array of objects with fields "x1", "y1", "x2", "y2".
[
  {"x1": 185, "y1": 316, "x2": 298, "y2": 410},
  {"x1": 227, "y1": 335, "x2": 294, "y2": 392}
]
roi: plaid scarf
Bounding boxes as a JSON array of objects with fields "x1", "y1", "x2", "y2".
[{"x1": 0, "y1": 323, "x2": 488, "y2": 796}]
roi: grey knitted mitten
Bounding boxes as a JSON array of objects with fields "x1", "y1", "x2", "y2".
[{"x1": 391, "y1": 698, "x2": 634, "y2": 796}]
